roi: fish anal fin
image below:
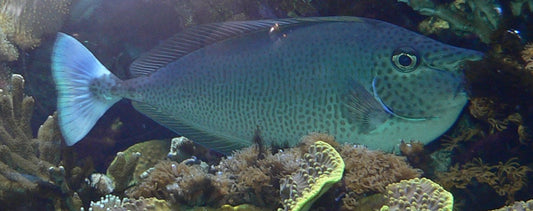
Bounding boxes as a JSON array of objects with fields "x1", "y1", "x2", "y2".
[{"x1": 131, "y1": 101, "x2": 246, "y2": 154}]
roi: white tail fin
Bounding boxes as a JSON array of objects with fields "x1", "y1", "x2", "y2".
[{"x1": 51, "y1": 33, "x2": 121, "y2": 146}]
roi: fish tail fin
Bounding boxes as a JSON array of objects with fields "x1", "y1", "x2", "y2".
[{"x1": 51, "y1": 33, "x2": 122, "y2": 146}]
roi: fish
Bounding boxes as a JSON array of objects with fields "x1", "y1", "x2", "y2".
[{"x1": 51, "y1": 16, "x2": 482, "y2": 153}]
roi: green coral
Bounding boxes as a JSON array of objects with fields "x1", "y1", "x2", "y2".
[
  {"x1": 87, "y1": 194, "x2": 172, "y2": 211},
  {"x1": 380, "y1": 178, "x2": 453, "y2": 211},
  {"x1": 106, "y1": 151, "x2": 141, "y2": 193},
  {"x1": 278, "y1": 141, "x2": 344, "y2": 211}
]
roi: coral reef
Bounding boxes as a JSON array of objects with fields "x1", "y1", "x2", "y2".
[
  {"x1": 278, "y1": 141, "x2": 344, "y2": 211},
  {"x1": 126, "y1": 139, "x2": 170, "y2": 183},
  {"x1": 106, "y1": 151, "x2": 141, "y2": 193},
  {"x1": 219, "y1": 204, "x2": 270, "y2": 211},
  {"x1": 0, "y1": 74, "x2": 91, "y2": 210},
  {"x1": 437, "y1": 157, "x2": 530, "y2": 203},
  {"x1": 0, "y1": 74, "x2": 53, "y2": 205},
  {"x1": 399, "y1": 140, "x2": 432, "y2": 170},
  {"x1": 398, "y1": 0, "x2": 501, "y2": 43},
  {"x1": 126, "y1": 159, "x2": 231, "y2": 207},
  {"x1": 104, "y1": 138, "x2": 171, "y2": 195},
  {"x1": 87, "y1": 173, "x2": 114, "y2": 195},
  {"x1": 380, "y1": 177, "x2": 453, "y2": 211},
  {"x1": 168, "y1": 136, "x2": 220, "y2": 165},
  {"x1": 0, "y1": 0, "x2": 70, "y2": 61},
  {"x1": 340, "y1": 144, "x2": 422, "y2": 196},
  {"x1": 510, "y1": 0, "x2": 533, "y2": 16},
  {"x1": 125, "y1": 133, "x2": 423, "y2": 210},
  {"x1": 86, "y1": 194, "x2": 172, "y2": 211},
  {"x1": 492, "y1": 198, "x2": 533, "y2": 211},
  {"x1": 168, "y1": 136, "x2": 195, "y2": 162}
]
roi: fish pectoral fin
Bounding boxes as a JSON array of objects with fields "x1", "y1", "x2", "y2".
[
  {"x1": 342, "y1": 80, "x2": 390, "y2": 133},
  {"x1": 131, "y1": 101, "x2": 246, "y2": 154}
]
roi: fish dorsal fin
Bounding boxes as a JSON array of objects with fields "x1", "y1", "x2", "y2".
[
  {"x1": 129, "y1": 16, "x2": 363, "y2": 77},
  {"x1": 342, "y1": 80, "x2": 390, "y2": 133},
  {"x1": 131, "y1": 101, "x2": 248, "y2": 154}
]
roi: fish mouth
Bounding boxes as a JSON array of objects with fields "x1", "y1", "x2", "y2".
[{"x1": 371, "y1": 77, "x2": 432, "y2": 121}]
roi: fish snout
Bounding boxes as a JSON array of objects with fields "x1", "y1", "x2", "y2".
[{"x1": 424, "y1": 47, "x2": 484, "y2": 71}]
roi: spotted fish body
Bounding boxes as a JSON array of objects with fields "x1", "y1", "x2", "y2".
[{"x1": 52, "y1": 17, "x2": 482, "y2": 153}]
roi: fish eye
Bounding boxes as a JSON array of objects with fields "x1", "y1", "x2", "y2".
[{"x1": 391, "y1": 47, "x2": 419, "y2": 72}]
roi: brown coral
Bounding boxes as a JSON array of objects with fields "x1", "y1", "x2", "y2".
[
  {"x1": 340, "y1": 145, "x2": 422, "y2": 196},
  {"x1": 492, "y1": 198, "x2": 533, "y2": 211},
  {"x1": 106, "y1": 151, "x2": 141, "y2": 193},
  {"x1": 216, "y1": 143, "x2": 301, "y2": 208},
  {"x1": 126, "y1": 160, "x2": 231, "y2": 207},
  {"x1": 437, "y1": 157, "x2": 530, "y2": 203},
  {"x1": 0, "y1": 74, "x2": 89, "y2": 210},
  {"x1": 0, "y1": 0, "x2": 70, "y2": 61}
]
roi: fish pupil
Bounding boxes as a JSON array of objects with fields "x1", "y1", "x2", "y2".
[{"x1": 398, "y1": 54, "x2": 412, "y2": 66}]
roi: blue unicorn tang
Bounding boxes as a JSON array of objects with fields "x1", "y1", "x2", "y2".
[{"x1": 52, "y1": 17, "x2": 482, "y2": 153}]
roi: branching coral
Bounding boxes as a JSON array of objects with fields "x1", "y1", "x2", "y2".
[
  {"x1": 399, "y1": 0, "x2": 501, "y2": 43},
  {"x1": 380, "y1": 178, "x2": 453, "y2": 211},
  {"x1": 0, "y1": 74, "x2": 89, "y2": 210},
  {"x1": 437, "y1": 157, "x2": 530, "y2": 203},
  {"x1": 0, "y1": 75, "x2": 52, "y2": 202}
]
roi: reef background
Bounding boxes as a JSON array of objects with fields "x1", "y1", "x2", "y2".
[{"x1": 1, "y1": 0, "x2": 533, "y2": 210}]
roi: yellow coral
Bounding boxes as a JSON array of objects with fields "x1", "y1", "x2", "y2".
[
  {"x1": 278, "y1": 141, "x2": 344, "y2": 211},
  {"x1": 380, "y1": 178, "x2": 453, "y2": 211},
  {"x1": 219, "y1": 204, "x2": 269, "y2": 211}
]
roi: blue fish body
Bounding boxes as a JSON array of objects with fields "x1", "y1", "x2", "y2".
[{"x1": 52, "y1": 17, "x2": 482, "y2": 153}]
